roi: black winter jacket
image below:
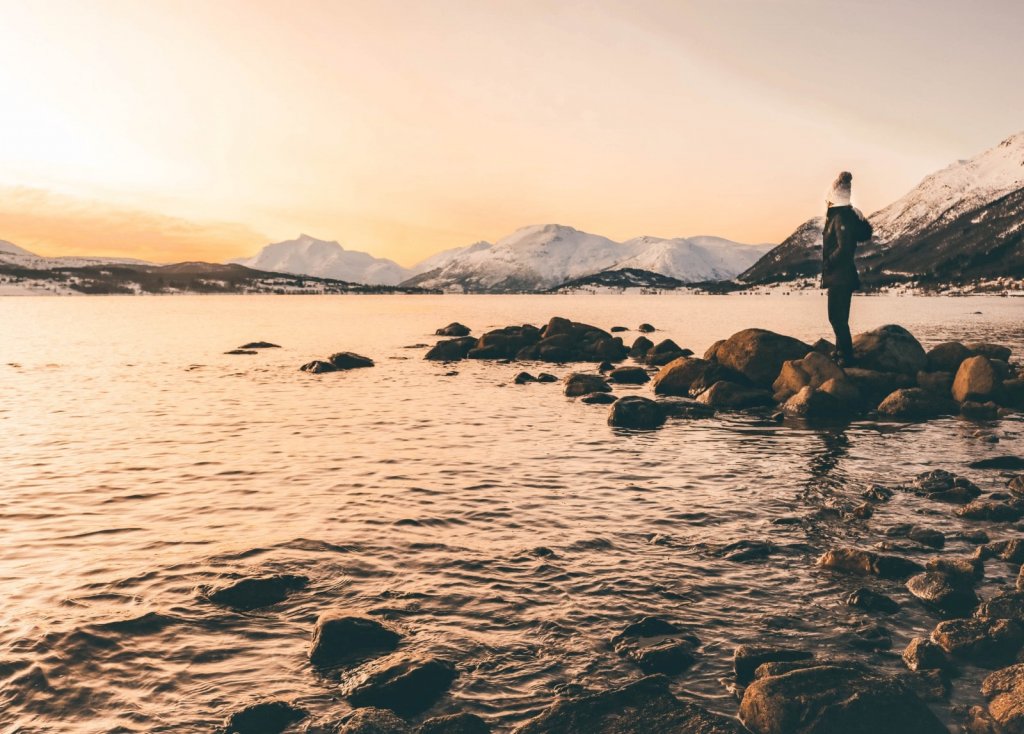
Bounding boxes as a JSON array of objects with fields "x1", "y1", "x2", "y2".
[{"x1": 822, "y1": 205, "x2": 872, "y2": 290}]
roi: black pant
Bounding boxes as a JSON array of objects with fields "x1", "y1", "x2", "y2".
[{"x1": 827, "y1": 287, "x2": 854, "y2": 359}]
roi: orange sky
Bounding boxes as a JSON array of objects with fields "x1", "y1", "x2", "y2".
[{"x1": 1, "y1": 0, "x2": 1021, "y2": 265}]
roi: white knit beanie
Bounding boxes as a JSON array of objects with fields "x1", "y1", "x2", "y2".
[{"x1": 827, "y1": 171, "x2": 852, "y2": 207}]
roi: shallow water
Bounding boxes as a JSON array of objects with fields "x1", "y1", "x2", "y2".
[{"x1": 1, "y1": 293, "x2": 1022, "y2": 733}]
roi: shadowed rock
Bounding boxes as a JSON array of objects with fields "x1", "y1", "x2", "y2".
[
  {"x1": 609, "y1": 366, "x2": 650, "y2": 384},
  {"x1": 782, "y1": 386, "x2": 848, "y2": 420},
  {"x1": 335, "y1": 708, "x2": 412, "y2": 734},
  {"x1": 734, "y1": 645, "x2": 813, "y2": 684},
  {"x1": 818, "y1": 547, "x2": 923, "y2": 580},
  {"x1": 426, "y1": 338, "x2": 477, "y2": 361},
  {"x1": 852, "y1": 325, "x2": 927, "y2": 375},
  {"x1": 975, "y1": 591, "x2": 1024, "y2": 623},
  {"x1": 772, "y1": 351, "x2": 845, "y2": 402},
  {"x1": 226, "y1": 349, "x2": 258, "y2": 355},
  {"x1": 608, "y1": 396, "x2": 665, "y2": 429},
  {"x1": 344, "y1": 655, "x2": 458, "y2": 717},
  {"x1": 877, "y1": 388, "x2": 956, "y2": 419},
  {"x1": 224, "y1": 700, "x2": 307, "y2": 734},
  {"x1": 239, "y1": 341, "x2": 281, "y2": 349},
  {"x1": 906, "y1": 571, "x2": 978, "y2": 616},
  {"x1": 956, "y1": 499, "x2": 1023, "y2": 522},
  {"x1": 329, "y1": 352, "x2": 375, "y2": 369},
  {"x1": 926, "y1": 341, "x2": 971, "y2": 372},
  {"x1": 711, "y1": 329, "x2": 811, "y2": 387},
  {"x1": 902, "y1": 637, "x2": 948, "y2": 672},
  {"x1": 581, "y1": 392, "x2": 617, "y2": 404},
  {"x1": 564, "y1": 373, "x2": 611, "y2": 397},
  {"x1": 931, "y1": 618, "x2": 1024, "y2": 666},
  {"x1": 309, "y1": 614, "x2": 401, "y2": 667},
  {"x1": 846, "y1": 587, "x2": 899, "y2": 614},
  {"x1": 651, "y1": 357, "x2": 711, "y2": 396},
  {"x1": 208, "y1": 574, "x2": 308, "y2": 611},
  {"x1": 629, "y1": 336, "x2": 654, "y2": 360},
  {"x1": 980, "y1": 663, "x2": 1024, "y2": 734},
  {"x1": 417, "y1": 713, "x2": 491, "y2": 734},
  {"x1": 435, "y1": 322, "x2": 470, "y2": 337},
  {"x1": 695, "y1": 381, "x2": 773, "y2": 409},
  {"x1": 912, "y1": 469, "x2": 981, "y2": 503}
]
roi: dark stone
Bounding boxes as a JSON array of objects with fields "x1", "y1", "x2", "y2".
[
  {"x1": 839, "y1": 622, "x2": 892, "y2": 651},
  {"x1": 425, "y1": 338, "x2": 477, "y2": 361},
  {"x1": 907, "y1": 526, "x2": 945, "y2": 549},
  {"x1": 208, "y1": 574, "x2": 308, "y2": 611},
  {"x1": 309, "y1": 614, "x2": 401, "y2": 667},
  {"x1": 976, "y1": 591, "x2": 1024, "y2": 623},
  {"x1": 613, "y1": 617, "x2": 680, "y2": 640},
  {"x1": 926, "y1": 341, "x2": 970, "y2": 373},
  {"x1": 300, "y1": 360, "x2": 336, "y2": 373},
  {"x1": 629, "y1": 336, "x2": 654, "y2": 359},
  {"x1": 417, "y1": 713, "x2": 491, "y2": 734},
  {"x1": 536, "y1": 373, "x2": 558, "y2": 383},
  {"x1": 598, "y1": 361, "x2": 615, "y2": 373},
  {"x1": 329, "y1": 352, "x2": 375, "y2": 369},
  {"x1": 513, "y1": 372, "x2": 536, "y2": 384},
  {"x1": 564, "y1": 373, "x2": 611, "y2": 397},
  {"x1": 695, "y1": 381, "x2": 773, "y2": 409},
  {"x1": 906, "y1": 571, "x2": 979, "y2": 616},
  {"x1": 852, "y1": 324, "x2": 928, "y2": 375},
  {"x1": 581, "y1": 392, "x2": 617, "y2": 405},
  {"x1": 435, "y1": 322, "x2": 470, "y2": 337},
  {"x1": 335, "y1": 708, "x2": 412, "y2": 734},
  {"x1": 638, "y1": 323, "x2": 656, "y2": 333},
  {"x1": 782, "y1": 386, "x2": 847, "y2": 420},
  {"x1": 912, "y1": 469, "x2": 981, "y2": 503},
  {"x1": 608, "y1": 396, "x2": 665, "y2": 429},
  {"x1": 717, "y1": 539, "x2": 773, "y2": 561},
  {"x1": 898, "y1": 669, "x2": 949, "y2": 703},
  {"x1": 609, "y1": 366, "x2": 650, "y2": 384},
  {"x1": 226, "y1": 349, "x2": 258, "y2": 355},
  {"x1": 863, "y1": 484, "x2": 894, "y2": 502},
  {"x1": 916, "y1": 370, "x2": 954, "y2": 395},
  {"x1": 846, "y1": 587, "x2": 899, "y2": 614},
  {"x1": 712, "y1": 328, "x2": 811, "y2": 387},
  {"x1": 738, "y1": 664, "x2": 946, "y2": 734},
  {"x1": 968, "y1": 343, "x2": 1013, "y2": 362},
  {"x1": 843, "y1": 368, "x2": 915, "y2": 405},
  {"x1": 224, "y1": 700, "x2": 307, "y2": 734},
  {"x1": 616, "y1": 638, "x2": 699, "y2": 675},
  {"x1": 962, "y1": 401, "x2": 999, "y2": 420},
  {"x1": 239, "y1": 341, "x2": 281, "y2": 349},
  {"x1": 931, "y1": 617, "x2": 1024, "y2": 667},
  {"x1": 1010, "y1": 475, "x2": 1024, "y2": 495},
  {"x1": 733, "y1": 644, "x2": 813, "y2": 684},
  {"x1": 818, "y1": 547, "x2": 923, "y2": 580},
  {"x1": 956, "y1": 499, "x2": 1023, "y2": 522},
  {"x1": 610, "y1": 326, "x2": 628, "y2": 333},
  {"x1": 344, "y1": 655, "x2": 458, "y2": 717},
  {"x1": 926, "y1": 556, "x2": 984, "y2": 584},
  {"x1": 902, "y1": 637, "x2": 948, "y2": 672},
  {"x1": 970, "y1": 456, "x2": 1024, "y2": 470},
  {"x1": 876, "y1": 388, "x2": 956, "y2": 420},
  {"x1": 511, "y1": 675, "x2": 743, "y2": 734}
]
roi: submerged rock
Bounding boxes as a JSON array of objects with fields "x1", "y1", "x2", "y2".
[
  {"x1": 224, "y1": 700, "x2": 307, "y2": 734},
  {"x1": 581, "y1": 392, "x2": 617, "y2": 405},
  {"x1": 225, "y1": 349, "x2": 258, "y2": 355},
  {"x1": 611, "y1": 617, "x2": 700, "y2": 676},
  {"x1": 239, "y1": 341, "x2": 281, "y2": 349},
  {"x1": 907, "y1": 526, "x2": 945, "y2": 549},
  {"x1": 846, "y1": 587, "x2": 899, "y2": 614},
  {"x1": 738, "y1": 664, "x2": 946, "y2": 734},
  {"x1": 435, "y1": 322, "x2": 470, "y2": 337},
  {"x1": 638, "y1": 323, "x2": 656, "y2": 333},
  {"x1": 876, "y1": 388, "x2": 956, "y2": 419},
  {"x1": 344, "y1": 655, "x2": 458, "y2": 717},
  {"x1": 711, "y1": 329, "x2": 811, "y2": 387},
  {"x1": 329, "y1": 352, "x2": 375, "y2": 370},
  {"x1": 733, "y1": 644, "x2": 813, "y2": 684},
  {"x1": 564, "y1": 373, "x2": 611, "y2": 397},
  {"x1": 906, "y1": 571, "x2": 978, "y2": 616},
  {"x1": 208, "y1": 574, "x2": 308, "y2": 611},
  {"x1": 970, "y1": 456, "x2": 1024, "y2": 470},
  {"x1": 511, "y1": 675, "x2": 743, "y2": 734},
  {"x1": 417, "y1": 713, "x2": 491, "y2": 734},
  {"x1": 536, "y1": 372, "x2": 558, "y2": 383},
  {"x1": 608, "y1": 396, "x2": 665, "y2": 429},
  {"x1": 852, "y1": 324, "x2": 928, "y2": 375},
  {"x1": 309, "y1": 614, "x2": 401, "y2": 667},
  {"x1": 818, "y1": 547, "x2": 922, "y2": 580},
  {"x1": 425, "y1": 337, "x2": 477, "y2": 361}
]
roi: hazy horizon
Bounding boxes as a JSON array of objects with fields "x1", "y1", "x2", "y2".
[{"x1": 2, "y1": 0, "x2": 1022, "y2": 266}]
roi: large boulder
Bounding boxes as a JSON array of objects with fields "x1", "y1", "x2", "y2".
[
  {"x1": 511, "y1": 675, "x2": 743, "y2": 734},
  {"x1": 344, "y1": 655, "x2": 458, "y2": 717},
  {"x1": 953, "y1": 355, "x2": 1001, "y2": 402},
  {"x1": 876, "y1": 388, "x2": 956, "y2": 420},
  {"x1": 651, "y1": 357, "x2": 711, "y2": 396},
  {"x1": 782, "y1": 386, "x2": 848, "y2": 420},
  {"x1": 644, "y1": 339, "x2": 691, "y2": 366},
  {"x1": 469, "y1": 324, "x2": 541, "y2": 359},
  {"x1": 981, "y1": 663, "x2": 1024, "y2": 734},
  {"x1": 738, "y1": 664, "x2": 946, "y2": 734},
  {"x1": 564, "y1": 373, "x2": 612, "y2": 397},
  {"x1": 426, "y1": 337, "x2": 477, "y2": 361},
  {"x1": 905, "y1": 571, "x2": 978, "y2": 616},
  {"x1": 309, "y1": 614, "x2": 401, "y2": 667},
  {"x1": 852, "y1": 325, "x2": 927, "y2": 374},
  {"x1": 208, "y1": 574, "x2": 308, "y2": 611},
  {"x1": 931, "y1": 618, "x2": 1024, "y2": 666},
  {"x1": 608, "y1": 396, "x2": 666, "y2": 429},
  {"x1": 695, "y1": 381, "x2": 773, "y2": 409},
  {"x1": 629, "y1": 336, "x2": 655, "y2": 360},
  {"x1": 926, "y1": 341, "x2": 971, "y2": 372},
  {"x1": 609, "y1": 366, "x2": 650, "y2": 384},
  {"x1": 772, "y1": 351, "x2": 845, "y2": 402},
  {"x1": 711, "y1": 329, "x2": 811, "y2": 387},
  {"x1": 818, "y1": 547, "x2": 922, "y2": 580}
]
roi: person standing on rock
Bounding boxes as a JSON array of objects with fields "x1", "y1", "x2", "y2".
[{"x1": 822, "y1": 171, "x2": 873, "y2": 367}]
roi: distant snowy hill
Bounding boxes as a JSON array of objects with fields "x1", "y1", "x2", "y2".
[
  {"x1": 229, "y1": 234, "x2": 410, "y2": 286},
  {"x1": 741, "y1": 130, "x2": 1024, "y2": 285},
  {"x1": 0, "y1": 240, "x2": 36, "y2": 257},
  {"x1": 400, "y1": 224, "x2": 769, "y2": 292}
]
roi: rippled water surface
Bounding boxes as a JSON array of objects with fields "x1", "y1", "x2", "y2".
[{"x1": 1, "y1": 293, "x2": 1023, "y2": 733}]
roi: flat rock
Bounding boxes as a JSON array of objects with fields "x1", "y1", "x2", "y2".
[
  {"x1": 733, "y1": 644, "x2": 813, "y2": 684},
  {"x1": 224, "y1": 700, "x2": 307, "y2": 734},
  {"x1": 906, "y1": 571, "x2": 978, "y2": 616},
  {"x1": 907, "y1": 526, "x2": 945, "y2": 549},
  {"x1": 239, "y1": 341, "x2": 281, "y2": 349},
  {"x1": 511, "y1": 675, "x2": 743, "y2": 734},
  {"x1": 225, "y1": 349, "x2": 258, "y2": 355},
  {"x1": 931, "y1": 617, "x2": 1024, "y2": 666},
  {"x1": 300, "y1": 360, "x2": 336, "y2": 373},
  {"x1": 208, "y1": 574, "x2": 308, "y2": 611},
  {"x1": 344, "y1": 655, "x2": 458, "y2": 717},
  {"x1": 817, "y1": 547, "x2": 923, "y2": 580},
  {"x1": 309, "y1": 614, "x2": 401, "y2": 667}
]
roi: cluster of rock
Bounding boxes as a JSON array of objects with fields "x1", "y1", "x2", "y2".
[
  {"x1": 300, "y1": 352, "x2": 375, "y2": 374},
  {"x1": 426, "y1": 317, "x2": 629, "y2": 363}
]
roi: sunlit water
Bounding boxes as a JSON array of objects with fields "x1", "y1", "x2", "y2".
[{"x1": 1, "y1": 293, "x2": 1022, "y2": 733}]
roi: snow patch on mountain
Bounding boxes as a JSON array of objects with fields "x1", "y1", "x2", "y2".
[
  {"x1": 614, "y1": 235, "x2": 772, "y2": 282},
  {"x1": 230, "y1": 234, "x2": 409, "y2": 285}
]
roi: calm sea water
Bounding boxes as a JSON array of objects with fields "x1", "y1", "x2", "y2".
[{"x1": 1, "y1": 293, "x2": 1022, "y2": 733}]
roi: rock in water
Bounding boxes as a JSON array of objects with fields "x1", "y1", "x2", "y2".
[
  {"x1": 629, "y1": 336, "x2": 654, "y2": 360},
  {"x1": 344, "y1": 655, "x2": 457, "y2": 717},
  {"x1": 334, "y1": 708, "x2": 412, "y2": 734},
  {"x1": 926, "y1": 341, "x2": 971, "y2": 373},
  {"x1": 436, "y1": 322, "x2": 470, "y2": 337},
  {"x1": 651, "y1": 357, "x2": 711, "y2": 396},
  {"x1": 564, "y1": 373, "x2": 611, "y2": 397},
  {"x1": 980, "y1": 663, "x2": 1024, "y2": 734},
  {"x1": 846, "y1": 587, "x2": 900, "y2": 614},
  {"x1": 772, "y1": 351, "x2": 845, "y2": 402},
  {"x1": 975, "y1": 591, "x2": 1024, "y2": 623},
  {"x1": 581, "y1": 392, "x2": 617, "y2": 405},
  {"x1": 300, "y1": 360, "x2": 336, "y2": 373},
  {"x1": 609, "y1": 366, "x2": 650, "y2": 384},
  {"x1": 329, "y1": 352, "x2": 375, "y2": 370},
  {"x1": 818, "y1": 547, "x2": 922, "y2": 580},
  {"x1": 638, "y1": 323, "x2": 656, "y2": 332},
  {"x1": 912, "y1": 469, "x2": 981, "y2": 503},
  {"x1": 224, "y1": 701, "x2": 307, "y2": 734},
  {"x1": 956, "y1": 499, "x2": 1023, "y2": 522},
  {"x1": 425, "y1": 337, "x2": 477, "y2": 361},
  {"x1": 309, "y1": 614, "x2": 401, "y2": 667},
  {"x1": 695, "y1": 381, "x2": 773, "y2": 409},
  {"x1": 208, "y1": 574, "x2": 308, "y2": 611},
  {"x1": 781, "y1": 386, "x2": 846, "y2": 420},
  {"x1": 905, "y1": 571, "x2": 978, "y2": 616},
  {"x1": 225, "y1": 349, "x2": 258, "y2": 355},
  {"x1": 511, "y1": 675, "x2": 743, "y2": 734},
  {"x1": 968, "y1": 342, "x2": 1013, "y2": 362},
  {"x1": 876, "y1": 388, "x2": 956, "y2": 419},
  {"x1": 239, "y1": 341, "x2": 281, "y2": 349},
  {"x1": 931, "y1": 618, "x2": 1024, "y2": 666},
  {"x1": 733, "y1": 645, "x2": 813, "y2": 684},
  {"x1": 711, "y1": 329, "x2": 811, "y2": 387},
  {"x1": 953, "y1": 355, "x2": 1000, "y2": 402},
  {"x1": 513, "y1": 372, "x2": 536, "y2": 384},
  {"x1": 608, "y1": 396, "x2": 665, "y2": 429},
  {"x1": 970, "y1": 456, "x2": 1024, "y2": 470},
  {"x1": 852, "y1": 325, "x2": 927, "y2": 375},
  {"x1": 902, "y1": 637, "x2": 948, "y2": 671},
  {"x1": 418, "y1": 713, "x2": 492, "y2": 734},
  {"x1": 611, "y1": 617, "x2": 700, "y2": 676},
  {"x1": 738, "y1": 664, "x2": 946, "y2": 734}
]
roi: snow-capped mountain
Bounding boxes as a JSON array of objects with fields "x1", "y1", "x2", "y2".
[
  {"x1": 407, "y1": 240, "x2": 493, "y2": 277},
  {"x1": 400, "y1": 224, "x2": 768, "y2": 292},
  {"x1": 740, "y1": 130, "x2": 1024, "y2": 285},
  {"x1": 0, "y1": 240, "x2": 36, "y2": 257},
  {"x1": 229, "y1": 234, "x2": 410, "y2": 286},
  {"x1": 0, "y1": 241, "x2": 153, "y2": 270}
]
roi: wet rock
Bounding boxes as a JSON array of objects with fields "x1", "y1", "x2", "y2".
[
  {"x1": 969, "y1": 343, "x2": 1013, "y2": 362},
  {"x1": 781, "y1": 386, "x2": 846, "y2": 420},
  {"x1": 335, "y1": 708, "x2": 412, "y2": 734},
  {"x1": 329, "y1": 352, "x2": 375, "y2": 370},
  {"x1": 344, "y1": 655, "x2": 458, "y2": 717},
  {"x1": 628, "y1": 336, "x2": 654, "y2": 360},
  {"x1": 609, "y1": 366, "x2": 650, "y2": 384},
  {"x1": 616, "y1": 638, "x2": 699, "y2": 676},
  {"x1": 613, "y1": 617, "x2": 680, "y2": 640},
  {"x1": 839, "y1": 621, "x2": 892, "y2": 651},
  {"x1": 931, "y1": 617, "x2": 1024, "y2": 666},
  {"x1": 980, "y1": 663, "x2": 1024, "y2": 734},
  {"x1": 846, "y1": 587, "x2": 899, "y2": 614},
  {"x1": 1003, "y1": 379, "x2": 1024, "y2": 409},
  {"x1": 711, "y1": 328, "x2": 811, "y2": 388},
  {"x1": 309, "y1": 614, "x2": 401, "y2": 667},
  {"x1": 852, "y1": 324, "x2": 928, "y2": 375},
  {"x1": 843, "y1": 368, "x2": 915, "y2": 404},
  {"x1": 435, "y1": 322, "x2": 470, "y2": 337},
  {"x1": 876, "y1": 388, "x2": 956, "y2": 419},
  {"x1": 926, "y1": 341, "x2": 971, "y2": 373},
  {"x1": 645, "y1": 339, "x2": 690, "y2": 367},
  {"x1": 926, "y1": 556, "x2": 984, "y2": 584},
  {"x1": 991, "y1": 539, "x2": 1024, "y2": 563},
  {"x1": 818, "y1": 547, "x2": 923, "y2": 580},
  {"x1": 610, "y1": 326, "x2": 628, "y2": 333},
  {"x1": 906, "y1": 571, "x2": 979, "y2": 616},
  {"x1": 772, "y1": 351, "x2": 845, "y2": 402},
  {"x1": 962, "y1": 529, "x2": 991, "y2": 544},
  {"x1": 300, "y1": 360, "x2": 336, "y2": 373},
  {"x1": 863, "y1": 484, "x2": 894, "y2": 502},
  {"x1": 517, "y1": 318, "x2": 627, "y2": 363},
  {"x1": 511, "y1": 674, "x2": 742, "y2": 734},
  {"x1": 659, "y1": 399, "x2": 716, "y2": 419},
  {"x1": 957, "y1": 499, "x2": 1023, "y2": 522},
  {"x1": 608, "y1": 396, "x2": 665, "y2": 429},
  {"x1": 563, "y1": 373, "x2": 611, "y2": 397},
  {"x1": 638, "y1": 323, "x2": 656, "y2": 333},
  {"x1": 849, "y1": 502, "x2": 873, "y2": 519},
  {"x1": 598, "y1": 361, "x2": 614, "y2": 373},
  {"x1": 902, "y1": 637, "x2": 948, "y2": 671},
  {"x1": 695, "y1": 381, "x2": 773, "y2": 409},
  {"x1": 651, "y1": 357, "x2": 710, "y2": 396},
  {"x1": 226, "y1": 349, "x2": 258, "y2": 355},
  {"x1": 208, "y1": 574, "x2": 308, "y2": 611},
  {"x1": 417, "y1": 713, "x2": 491, "y2": 734},
  {"x1": 963, "y1": 400, "x2": 1000, "y2": 420},
  {"x1": 970, "y1": 456, "x2": 1024, "y2": 470},
  {"x1": 976, "y1": 591, "x2": 1024, "y2": 623},
  {"x1": 513, "y1": 372, "x2": 536, "y2": 384},
  {"x1": 717, "y1": 539, "x2": 773, "y2": 561},
  {"x1": 817, "y1": 376, "x2": 861, "y2": 405},
  {"x1": 468, "y1": 324, "x2": 540, "y2": 360},
  {"x1": 738, "y1": 664, "x2": 946, "y2": 734},
  {"x1": 917, "y1": 370, "x2": 954, "y2": 395},
  {"x1": 581, "y1": 392, "x2": 617, "y2": 405},
  {"x1": 908, "y1": 526, "x2": 945, "y2": 549},
  {"x1": 733, "y1": 644, "x2": 813, "y2": 684},
  {"x1": 425, "y1": 338, "x2": 477, "y2": 361},
  {"x1": 536, "y1": 372, "x2": 558, "y2": 383},
  {"x1": 954, "y1": 356, "x2": 1001, "y2": 403},
  {"x1": 239, "y1": 341, "x2": 281, "y2": 349},
  {"x1": 912, "y1": 469, "x2": 981, "y2": 503},
  {"x1": 898, "y1": 669, "x2": 949, "y2": 702},
  {"x1": 1010, "y1": 475, "x2": 1024, "y2": 495},
  {"x1": 224, "y1": 700, "x2": 307, "y2": 734}
]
